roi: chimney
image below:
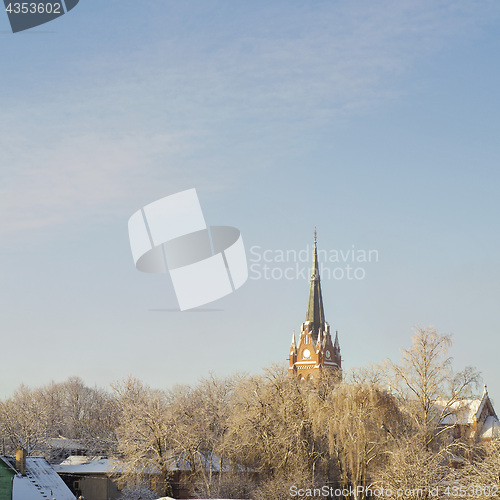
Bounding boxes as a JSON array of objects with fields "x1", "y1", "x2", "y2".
[{"x1": 15, "y1": 445, "x2": 26, "y2": 476}]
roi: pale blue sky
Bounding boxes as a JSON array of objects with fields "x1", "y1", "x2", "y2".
[{"x1": 1, "y1": 1, "x2": 500, "y2": 404}]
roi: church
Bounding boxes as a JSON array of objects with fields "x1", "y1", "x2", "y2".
[{"x1": 289, "y1": 233, "x2": 342, "y2": 380}]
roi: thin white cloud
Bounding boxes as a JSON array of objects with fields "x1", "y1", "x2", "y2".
[
  {"x1": 1, "y1": 0, "x2": 498, "y2": 240},
  {"x1": 0, "y1": 129, "x2": 220, "y2": 239}
]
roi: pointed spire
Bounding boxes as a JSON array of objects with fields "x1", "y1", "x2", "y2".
[
  {"x1": 291, "y1": 330, "x2": 296, "y2": 347},
  {"x1": 334, "y1": 330, "x2": 340, "y2": 350},
  {"x1": 316, "y1": 328, "x2": 322, "y2": 347},
  {"x1": 306, "y1": 229, "x2": 325, "y2": 344}
]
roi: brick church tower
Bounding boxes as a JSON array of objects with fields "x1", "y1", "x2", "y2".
[{"x1": 289, "y1": 232, "x2": 342, "y2": 380}]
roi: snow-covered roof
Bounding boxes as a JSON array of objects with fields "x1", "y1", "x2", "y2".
[
  {"x1": 47, "y1": 437, "x2": 84, "y2": 451},
  {"x1": 440, "y1": 399, "x2": 483, "y2": 425},
  {"x1": 54, "y1": 453, "x2": 190, "y2": 476},
  {"x1": 0, "y1": 456, "x2": 17, "y2": 474},
  {"x1": 439, "y1": 387, "x2": 496, "y2": 426},
  {"x1": 479, "y1": 415, "x2": 500, "y2": 440},
  {"x1": 54, "y1": 456, "x2": 118, "y2": 474},
  {"x1": 12, "y1": 457, "x2": 75, "y2": 500},
  {"x1": 54, "y1": 451, "x2": 251, "y2": 479},
  {"x1": 58, "y1": 456, "x2": 94, "y2": 466},
  {"x1": 166, "y1": 451, "x2": 251, "y2": 473}
]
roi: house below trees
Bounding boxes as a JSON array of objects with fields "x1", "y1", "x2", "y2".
[
  {"x1": 440, "y1": 385, "x2": 500, "y2": 441},
  {"x1": 0, "y1": 446, "x2": 75, "y2": 500}
]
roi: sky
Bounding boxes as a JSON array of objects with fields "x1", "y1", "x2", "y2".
[{"x1": 1, "y1": 1, "x2": 500, "y2": 404}]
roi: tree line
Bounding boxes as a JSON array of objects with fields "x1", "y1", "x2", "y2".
[{"x1": 0, "y1": 327, "x2": 498, "y2": 499}]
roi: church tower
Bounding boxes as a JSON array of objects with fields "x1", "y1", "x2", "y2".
[{"x1": 289, "y1": 231, "x2": 341, "y2": 381}]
